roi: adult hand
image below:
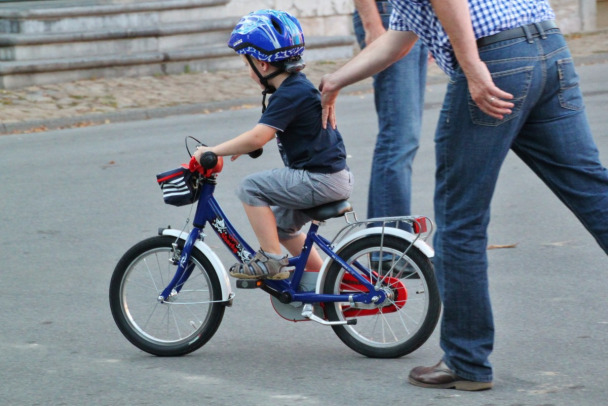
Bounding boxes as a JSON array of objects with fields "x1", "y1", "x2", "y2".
[
  {"x1": 466, "y1": 60, "x2": 514, "y2": 120},
  {"x1": 319, "y1": 74, "x2": 340, "y2": 130}
]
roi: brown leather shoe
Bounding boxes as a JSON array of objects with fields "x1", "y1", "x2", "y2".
[{"x1": 408, "y1": 361, "x2": 493, "y2": 391}]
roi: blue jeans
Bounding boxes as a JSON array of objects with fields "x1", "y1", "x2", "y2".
[
  {"x1": 353, "y1": 2, "x2": 427, "y2": 226},
  {"x1": 434, "y1": 27, "x2": 608, "y2": 382}
]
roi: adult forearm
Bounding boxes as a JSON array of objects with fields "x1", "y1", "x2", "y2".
[
  {"x1": 429, "y1": 0, "x2": 514, "y2": 119},
  {"x1": 320, "y1": 29, "x2": 416, "y2": 129},
  {"x1": 324, "y1": 29, "x2": 416, "y2": 91},
  {"x1": 354, "y1": 0, "x2": 385, "y2": 41},
  {"x1": 429, "y1": 0, "x2": 481, "y2": 75}
]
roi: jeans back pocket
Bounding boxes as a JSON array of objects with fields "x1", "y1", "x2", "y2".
[
  {"x1": 557, "y1": 58, "x2": 584, "y2": 111},
  {"x1": 468, "y1": 66, "x2": 534, "y2": 127}
]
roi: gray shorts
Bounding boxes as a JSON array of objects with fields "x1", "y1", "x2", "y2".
[{"x1": 236, "y1": 168, "x2": 354, "y2": 240}]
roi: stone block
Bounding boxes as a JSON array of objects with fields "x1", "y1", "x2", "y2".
[{"x1": 228, "y1": 0, "x2": 353, "y2": 36}]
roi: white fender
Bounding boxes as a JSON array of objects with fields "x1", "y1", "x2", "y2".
[
  {"x1": 315, "y1": 227, "x2": 434, "y2": 294},
  {"x1": 161, "y1": 229, "x2": 234, "y2": 304}
]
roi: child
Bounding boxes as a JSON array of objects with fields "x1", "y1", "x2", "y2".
[{"x1": 194, "y1": 9, "x2": 353, "y2": 280}]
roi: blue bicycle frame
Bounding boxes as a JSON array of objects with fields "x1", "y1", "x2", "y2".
[{"x1": 159, "y1": 177, "x2": 386, "y2": 306}]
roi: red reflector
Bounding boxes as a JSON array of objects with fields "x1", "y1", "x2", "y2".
[{"x1": 413, "y1": 217, "x2": 428, "y2": 233}]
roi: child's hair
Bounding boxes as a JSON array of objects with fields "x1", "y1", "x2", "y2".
[{"x1": 228, "y1": 9, "x2": 306, "y2": 108}]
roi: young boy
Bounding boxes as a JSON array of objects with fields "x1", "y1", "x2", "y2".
[{"x1": 194, "y1": 9, "x2": 353, "y2": 280}]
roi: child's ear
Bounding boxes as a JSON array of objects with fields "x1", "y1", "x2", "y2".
[{"x1": 258, "y1": 60, "x2": 270, "y2": 73}]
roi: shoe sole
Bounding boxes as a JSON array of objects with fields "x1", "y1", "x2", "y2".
[
  {"x1": 408, "y1": 377, "x2": 493, "y2": 391},
  {"x1": 266, "y1": 271, "x2": 291, "y2": 280},
  {"x1": 229, "y1": 271, "x2": 291, "y2": 280}
]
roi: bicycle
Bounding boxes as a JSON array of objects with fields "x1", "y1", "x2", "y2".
[{"x1": 109, "y1": 140, "x2": 441, "y2": 358}]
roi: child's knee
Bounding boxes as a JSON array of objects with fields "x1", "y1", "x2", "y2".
[
  {"x1": 277, "y1": 226, "x2": 302, "y2": 241},
  {"x1": 237, "y1": 177, "x2": 263, "y2": 206}
]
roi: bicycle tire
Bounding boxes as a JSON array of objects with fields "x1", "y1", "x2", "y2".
[
  {"x1": 322, "y1": 234, "x2": 440, "y2": 358},
  {"x1": 109, "y1": 236, "x2": 225, "y2": 356}
]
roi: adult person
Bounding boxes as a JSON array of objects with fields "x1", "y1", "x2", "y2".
[
  {"x1": 353, "y1": 0, "x2": 427, "y2": 227},
  {"x1": 320, "y1": 0, "x2": 608, "y2": 391}
]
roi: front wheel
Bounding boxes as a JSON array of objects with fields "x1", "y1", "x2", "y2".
[
  {"x1": 322, "y1": 234, "x2": 440, "y2": 358},
  {"x1": 109, "y1": 236, "x2": 225, "y2": 356}
]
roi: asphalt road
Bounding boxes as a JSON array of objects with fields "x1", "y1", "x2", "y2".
[{"x1": 1, "y1": 62, "x2": 607, "y2": 406}]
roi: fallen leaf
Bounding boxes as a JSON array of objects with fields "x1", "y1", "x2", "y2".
[
  {"x1": 487, "y1": 243, "x2": 518, "y2": 250},
  {"x1": 542, "y1": 240, "x2": 575, "y2": 247},
  {"x1": 102, "y1": 160, "x2": 117, "y2": 169}
]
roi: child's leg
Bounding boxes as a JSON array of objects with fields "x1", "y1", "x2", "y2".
[
  {"x1": 243, "y1": 203, "x2": 282, "y2": 255},
  {"x1": 230, "y1": 203, "x2": 290, "y2": 280},
  {"x1": 280, "y1": 234, "x2": 323, "y2": 271}
]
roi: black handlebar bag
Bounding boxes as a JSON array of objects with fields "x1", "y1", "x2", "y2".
[{"x1": 156, "y1": 166, "x2": 200, "y2": 206}]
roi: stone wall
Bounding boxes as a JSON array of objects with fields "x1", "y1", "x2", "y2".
[
  {"x1": 229, "y1": 0, "x2": 596, "y2": 36},
  {"x1": 229, "y1": 0, "x2": 355, "y2": 36},
  {"x1": 552, "y1": 0, "x2": 585, "y2": 32}
]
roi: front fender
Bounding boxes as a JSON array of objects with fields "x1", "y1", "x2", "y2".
[
  {"x1": 161, "y1": 228, "x2": 234, "y2": 305},
  {"x1": 315, "y1": 227, "x2": 434, "y2": 294}
]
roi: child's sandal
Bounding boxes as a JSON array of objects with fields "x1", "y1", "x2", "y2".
[{"x1": 229, "y1": 250, "x2": 290, "y2": 280}]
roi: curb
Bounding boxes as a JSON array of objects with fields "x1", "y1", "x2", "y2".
[
  {"x1": 2, "y1": 53, "x2": 607, "y2": 135},
  {"x1": 0, "y1": 97, "x2": 262, "y2": 134}
]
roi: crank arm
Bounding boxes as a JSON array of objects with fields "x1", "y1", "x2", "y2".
[{"x1": 302, "y1": 304, "x2": 357, "y2": 326}]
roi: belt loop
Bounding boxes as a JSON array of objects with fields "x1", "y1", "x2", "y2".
[
  {"x1": 522, "y1": 24, "x2": 534, "y2": 43},
  {"x1": 534, "y1": 22, "x2": 547, "y2": 39}
]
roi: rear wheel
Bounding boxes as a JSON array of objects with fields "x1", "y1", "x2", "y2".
[
  {"x1": 322, "y1": 234, "x2": 440, "y2": 358},
  {"x1": 109, "y1": 236, "x2": 225, "y2": 356}
]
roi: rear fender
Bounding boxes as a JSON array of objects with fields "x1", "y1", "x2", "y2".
[{"x1": 315, "y1": 227, "x2": 434, "y2": 293}]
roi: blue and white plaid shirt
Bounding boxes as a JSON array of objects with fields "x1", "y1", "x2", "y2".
[{"x1": 389, "y1": 0, "x2": 555, "y2": 75}]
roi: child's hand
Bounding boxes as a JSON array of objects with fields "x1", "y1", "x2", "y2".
[
  {"x1": 194, "y1": 146, "x2": 213, "y2": 164},
  {"x1": 230, "y1": 154, "x2": 242, "y2": 161}
]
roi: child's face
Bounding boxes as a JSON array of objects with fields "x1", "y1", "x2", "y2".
[{"x1": 242, "y1": 56, "x2": 263, "y2": 89}]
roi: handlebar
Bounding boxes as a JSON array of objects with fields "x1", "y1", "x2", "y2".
[
  {"x1": 189, "y1": 148, "x2": 263, "y2": 177},
  {"x1": 199, "y1": 151, "x2": 219, "y2": 169},
  {"x1": 248, "y1": 148, "x2": 263, "y2": 159},
  {"x1": 199, "y1": 148, "x2": 262, "y2": 169}
]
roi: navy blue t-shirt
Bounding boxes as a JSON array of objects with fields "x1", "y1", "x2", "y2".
[{"x1": 258, "y1": 72, "x2": 347, "y2": 174}]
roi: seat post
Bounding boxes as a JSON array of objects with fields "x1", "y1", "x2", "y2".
[{"x1": 306, "y1": 221, "x2": 321, "y2": 238}]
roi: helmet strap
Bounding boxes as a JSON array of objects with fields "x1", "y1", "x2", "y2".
[{"x1": 246, "y1": 55, "x2": 284, "y2": 112}]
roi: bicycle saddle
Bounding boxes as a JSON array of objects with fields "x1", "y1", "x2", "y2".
[{"x1": 301, "y1": 200, "x2": 353, "y2": 221}]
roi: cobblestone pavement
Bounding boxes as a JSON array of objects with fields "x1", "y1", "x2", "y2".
[{"x1": 1, "y1": 31, "x2": 607, "y2": 134}]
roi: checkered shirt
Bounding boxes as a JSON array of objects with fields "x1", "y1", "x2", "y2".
[{"x1": 389, "y1": 0, "x2": 555, "y2": 75}]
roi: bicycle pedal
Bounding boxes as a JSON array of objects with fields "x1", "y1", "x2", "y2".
[{"x1": 236, "y1": 279, "x2": 263, "y2": 289}]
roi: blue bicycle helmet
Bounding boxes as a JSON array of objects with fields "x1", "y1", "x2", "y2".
[
  {"x1": 228, "y1": 9, "x2": 305, "y2": 62},
  {"x1": 228, "y1": 9, "x2": 306, "y2": 112}
]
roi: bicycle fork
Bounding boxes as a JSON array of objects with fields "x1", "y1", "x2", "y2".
[{"x1": 158, "y1": 228, "x2": 201, "y2": 302}]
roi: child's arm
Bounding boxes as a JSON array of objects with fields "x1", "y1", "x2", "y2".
[{"x1": 194, "y1": 124, "x2": 276, "y2": 162}]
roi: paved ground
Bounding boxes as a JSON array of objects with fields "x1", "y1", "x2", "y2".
[{"x1": 1, "y1": 30, "x2": 607, "y2": 134}]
